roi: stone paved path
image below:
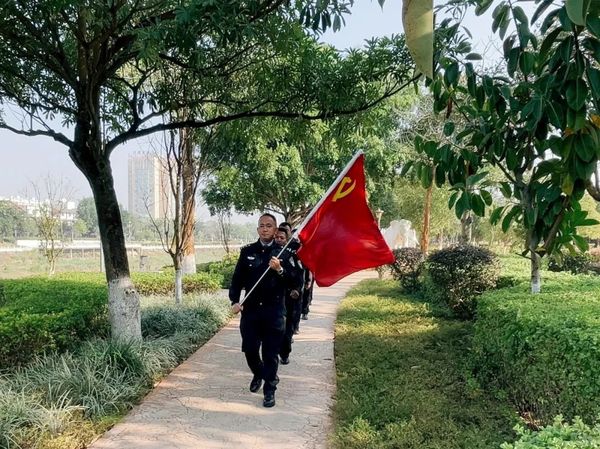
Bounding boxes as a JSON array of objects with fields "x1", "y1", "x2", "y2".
[{"x1": 90, "y1": 271, "x2": 374, "y2": 449}]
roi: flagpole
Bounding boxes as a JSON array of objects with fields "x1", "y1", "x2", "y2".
[{"x1": 238, "y1": 149, "x2": 363, "y2": 307}]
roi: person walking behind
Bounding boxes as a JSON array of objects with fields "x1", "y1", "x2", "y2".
[
  {"x1": 229, "y1": 213, "x2": 301, "y2": 407},
  {"x1": 274, "y1": 226, "x2": 303, "y2": 365},
  {"x1": 301, "y1": 270, "x2": 314, "y2": 321}
]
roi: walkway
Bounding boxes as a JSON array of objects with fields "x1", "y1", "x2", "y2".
[{"x1": 90, "y1": 271, "x2": 375, "y2": 449}]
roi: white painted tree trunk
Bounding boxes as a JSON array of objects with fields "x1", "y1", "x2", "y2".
[
  {"x1": 175, "y1": 268, "x2": 183, "y2": 305},
  {"x1": 182, "y1": 253, "x2": 196, "y2": 274},
  {"x1": 108, "y1": 277, "x2": 142, "y2": 341},
  {"x1": 531, "y1": 253, "x2": 541, "y2": 294}
]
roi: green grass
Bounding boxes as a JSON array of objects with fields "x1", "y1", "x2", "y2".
[
  {"x1": 332, "y1": 279, "x2": 518, "y2": 449},
  {"x1": 0, "y1": 247, "x2": 227, "y2": 279}
]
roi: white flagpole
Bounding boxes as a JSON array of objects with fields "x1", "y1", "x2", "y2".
[{"x1": 238, "y1": 149, "x2": 363, "y2": 306}]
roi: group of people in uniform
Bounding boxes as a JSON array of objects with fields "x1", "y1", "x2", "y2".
[{"x1": 229, "y1": 213, "x2": 315, "y2": 407}]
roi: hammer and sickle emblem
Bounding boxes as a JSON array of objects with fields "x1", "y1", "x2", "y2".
[{"x1": 332, "y1": 176, "x2": 356, "y2": 202}]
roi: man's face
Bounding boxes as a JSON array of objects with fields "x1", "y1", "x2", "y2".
[
  {"x1": 257, "y1": 215, "x2": 277, "y2": 242},
  {"x1": 275, "y1": 231, "x2": 288, "y2": 246}
]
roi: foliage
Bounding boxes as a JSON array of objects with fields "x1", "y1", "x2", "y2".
[
  {"x1": 548, "y1": 253, "x2": 593, "y2": 274},
  {"x1": 473, "y1": 273, "x2": 600, "y2": 424},
  {"x1": 425, "y1": 245, "x2": 499, "y2": 319},
  {"x1": 420, "y1": 0, "x2": 600, "y2": 292},
  {"x1": 76, "y1": 198, "x2": 98, "y2": 238},
  {"x1": 0, "y1": 293, "x2": 229, "y2": 448},
  {"x1": 203, "y1": 97, "x2": 408, "y2": 225},
  {"x1": 0, "y1": 278, "x2": 108, "y2": 368},
  {"x1": 501, "y1": 416, "x2": 600, "y2": 449},
  {"x1": 196, "y1": 253, "x2": 238, "y2": 288},
  {"x1": 332, "y1": 279, "x2": 516, "y2": 449},
  {"x1": 389, "y1": 247, "x2": 424, "y2": 292},
  {"x1": 0, "y1": 201, "x2": 35, "y2": 243}
]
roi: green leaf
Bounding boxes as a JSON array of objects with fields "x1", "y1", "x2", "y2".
[
  {"x1": 465, "y1": 52, "x2": 483, "y2": 61},
  {"x1": 435, "y1": 165, "x2": 446, "y2": 187},
  {"x1": 421, "y1": 165, "x2": 433, "y2": 188},
  {"x1": 490, "y1": 206, "x2": 504, "y2": 225},
  {"x1": 466, "y1": 171, "x2": 488, "y2": 187},
  {"x1": 513, "y1": 6, "x2": 528, "y2": 24},
  {"x1": 475, "y1": 0, "x2": 494, "y2": 16},
  {"x1": 471, "y1": 194, "x2": 486, "y2": 217},
  {"x1": 400, "y1": 161, "x2": 413, "y2": 177},
  {"x1": 566, "y1": 79, "x2": 589, "y2": 110},
  {"x1": 588, "y1": 66, "x2": 600, "y2": 95},
  {"x1": 562, "y1": 174, "x2": 575, "y2": 195},
  {"x1": 455, "y1": 191, "x2": 470, "y2": 219},
  {"x1": 532, "y1": 0, "x2": 554, "y2": 25},
  {"x1": 566, "y1": 0, "x2": 590, "y2": 26},
  {"x1": 588, "y1": 15, "x2": 600, "y2": 38},
  {"x1": 572, "y1": 234, "x2": 589, "y2": 251},
  {"x1": 444, "y1": 62, "x2": 460, "y2": 87},
  {"x1": 448, "y1": 190, "x2": 460, "y2": 209},
  {"x1": 500, "y1": 182, "x2": 512, "y2": 199},
  {"x1": 480, "y1": 190, "x2": 493, "y2": 206},
  {"x1": 443, "y1": 121, "x2": 455, "y2": 136},
  {"x1": 502, "y1": 206, "x2": 520, "y2": 232}
]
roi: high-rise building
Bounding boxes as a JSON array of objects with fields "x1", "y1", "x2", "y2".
[{"x1": 128, "y1": 153, "x2": 173, "y2": 219}]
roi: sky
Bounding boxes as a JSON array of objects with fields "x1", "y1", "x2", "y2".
[{"x1": 0, "y1": 0, "x2": 535, "y2": 222}]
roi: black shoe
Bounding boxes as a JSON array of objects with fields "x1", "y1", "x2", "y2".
[
  {"x1": 280, "y1": 356, "x2": 289, "y2": 365},
  {"x1": 263, "y1": 391, "x2": 276, "y2": 407},
  {"x1": 249, "y1": 376, "x2": 262, "y2": 393},
  {"x1": 301, "y1": 313, "x2": 308, "y2": 320}
]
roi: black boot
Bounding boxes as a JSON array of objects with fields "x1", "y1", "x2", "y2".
[
  {"x1": 249, "y1": 375, "x2": 263, "y2": 393},
  {"x1": 263, "y1": 391, "x2": 276, "y2": 407}
]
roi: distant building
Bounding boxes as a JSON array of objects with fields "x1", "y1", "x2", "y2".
[
  {"x1": 128, "y1": 153, "x2": 174, "y2": 219},
  {"x1": 0, "y1": 196, "x2": 76, "y2": 222}
]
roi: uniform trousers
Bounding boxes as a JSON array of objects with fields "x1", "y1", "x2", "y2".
[{"x1": 240, "y1": 304, "x2": 285, "y2": 393}]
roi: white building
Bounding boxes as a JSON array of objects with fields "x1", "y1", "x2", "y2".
[{"x1": 128, "y1": 153, "x2": 174, "y2": 220}]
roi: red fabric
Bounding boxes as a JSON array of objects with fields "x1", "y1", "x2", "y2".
[{"x1": 297, "y1": 154, "x2": 394, "y2": 287}]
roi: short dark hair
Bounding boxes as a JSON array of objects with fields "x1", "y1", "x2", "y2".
[
  {"x1": 259, "y1": 213, "x2": 277, "y2": 225},
  {"x1": 277, "y1": 226, "x2": 290, "y2": 239},
  {"x1": 280, "y1": 221, "x2": 292, "y2": 231}
]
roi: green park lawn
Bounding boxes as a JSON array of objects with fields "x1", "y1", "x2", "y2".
[{"x1": 332, "y1": 278, "x2": 517, "y2": 449}]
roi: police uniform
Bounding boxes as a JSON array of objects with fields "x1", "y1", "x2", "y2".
[
  {"x1": 279, "y1": 244, "x2": 304, "y2": 362},
  {"x1": 229, "y1": 239, "x2": 301, "y2": 400}
]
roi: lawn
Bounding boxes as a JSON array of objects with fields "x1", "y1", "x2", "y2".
[{"x1": 332, "y1": 279, "x2": 517, "y2": 449}]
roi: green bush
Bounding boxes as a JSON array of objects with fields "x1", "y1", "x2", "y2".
[
  {"x1": 197, "y1": 253, "x2": 238, "y2": 288},
  {"x1": 425, "y1": 245, "x2": 499, "y2": 319},
  {"x1": 390, "y1": 248, "x2": 424, "y2": 293},
  {"x1": 548, "y1": 253, "x2": 592, "y2": 275},
  {"x1": 501, "y1": 416, "x2": 600, "y2": 448},
  {"x1": 473, "y1": 273, "x2": 600, "y2": 424},
  {"x1": 0, "y1": 278, "x2": 108, "y2": 368},
  {"x1": 132, "y1": 272, "x2": 220, "y2": 295}
]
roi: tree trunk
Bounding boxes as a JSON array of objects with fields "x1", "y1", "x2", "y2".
[
  {"x1": 420, "y1": 185, "x2": 432, "y2": 254},
  {"x1": 530, "y1": 251, "x2": 541, "y2": 294},
  {"x1": 460, "y1": 211, "x2": 472, "y2": 244},
  {"x1": 70, "y1": 142, "x2": 141, "y2": 341},
  {"x1": 181, "y1": 128, "x2": 196, "y2": 274},
  {"x1": 174, "y1": 266, "x2": 183, "y2": 305}
]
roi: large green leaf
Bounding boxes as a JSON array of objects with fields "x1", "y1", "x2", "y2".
[
  {"x1": 566, "y1": 0, "x2": 590, "y2": 26},
  {"x1": 566, "y1": 79, "x2": 588, "y2": 111}
]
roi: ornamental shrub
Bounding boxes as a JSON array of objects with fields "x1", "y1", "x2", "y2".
[
  {"x1": 390, "y1": 248, "x2": 424, "y2": 293},
  {"x1": 425, "y1": 245, "x2": 499, "y2": 319},
  {"x1": 548, "y1": 253, "x2": 592, "y2": 275},
  {"x1": 197, "y1": 253, "x2": 238, "y2": 288},
  {"x1": 501, "y1": 416, "x2": 600, "y2": 448},
  {"x1": 473, "y1": 273, "x2": 600, "y2": 424}
]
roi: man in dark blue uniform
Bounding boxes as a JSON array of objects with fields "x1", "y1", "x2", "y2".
[{"x1": 229, "y1": 213, "x2": 300, "y2": 407}]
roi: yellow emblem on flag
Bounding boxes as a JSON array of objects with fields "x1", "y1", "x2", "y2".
[{"x1": 332, "y1": 177, "x2": 356, "y2": 202}]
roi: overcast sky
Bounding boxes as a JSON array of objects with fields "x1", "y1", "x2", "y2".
[{"x1": 0, "y1": 0, "x2": 533, "y2": 222}]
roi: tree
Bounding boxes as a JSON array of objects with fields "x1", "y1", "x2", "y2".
[
  {"x1": 423, "y1": 0, "x2": 600, "y2": 293},
  {"x1": 203, "y1": 98, "x2": 409, "y2": 225},
  {"x1": 76, "y1": 197, "x2": 98, "y2": 237},
  {"x1": 29, "y1": 176, "x2": 74, "y2": 276},
  {"x1": 0, "y1": 201, "x2": 33, "y2": 242},
  {"x1": 0, "y1": 1, "x2": 414, "y2": 340}
]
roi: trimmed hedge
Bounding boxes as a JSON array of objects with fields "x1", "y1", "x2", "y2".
[
  {"x1": 0, "y1": 272, "x2": 221, "y2": 369},
  {"x1": 390, "y1": 247, "x2": 424, "y2": 293},
  {"x1": 473, "y1": 273, "x2": 600, "y2": 424},
  {"x1": 197, "y1": 253, "x2": 238, "y2": 288},
  {"x1": 0, "y1": 278, "x2": 108, "y2": 368}
]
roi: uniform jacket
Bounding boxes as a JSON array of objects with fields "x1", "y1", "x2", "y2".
[{"x1": 229, "y1": 240, "x2": 302, "y2": 310}]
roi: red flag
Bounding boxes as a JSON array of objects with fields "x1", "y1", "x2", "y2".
[{"x1": 297, "y1": 153, "x2": 394, "y2": 287}]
